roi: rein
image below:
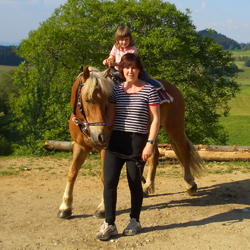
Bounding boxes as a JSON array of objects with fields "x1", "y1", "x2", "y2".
[{"x1": 72, "y1": 75, "x2": 106, "y2": 140}]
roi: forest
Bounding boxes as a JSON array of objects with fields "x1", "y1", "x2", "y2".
[{"x1": 0, "y1": 46, "x2": 24, "y2": 66}]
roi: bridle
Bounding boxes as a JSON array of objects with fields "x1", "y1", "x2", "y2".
[{"x1": 72, "y1": 75, "x2": 106, "y2": 140}]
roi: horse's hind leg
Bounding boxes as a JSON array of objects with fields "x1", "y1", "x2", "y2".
[
  {"x1": 143, "y1": 143, "x2": 159, "y2": 197},
  {"x1": 58, "y1": 143, "x2": 91, "y2": 218},
  {"x1": 170, "y1": 136, "x2": 197, "y2": 196}
]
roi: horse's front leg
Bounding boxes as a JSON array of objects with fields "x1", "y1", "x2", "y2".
[
  {"x1": 143, "y1": 144, "x2": 159, "y2": 197},
  {"x1": 58, "y1": 143, "x2": 91, "y2": 218},
  {"x1": 93, "y1": 148, "x2": 105, "y2": 218}
]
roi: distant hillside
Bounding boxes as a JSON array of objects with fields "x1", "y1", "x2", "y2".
[
  {"x1": 0, "y1": 46, "x2": 24, "y2": 66},
  {"x1": 198, "y1": 29, "x2": 241, "y2": 50}
]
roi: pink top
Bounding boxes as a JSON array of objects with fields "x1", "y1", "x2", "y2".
[{"x1": 110, "y1": 45, "x2": 137, "y2": 69}]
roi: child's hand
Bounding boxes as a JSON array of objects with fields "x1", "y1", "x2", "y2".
[
  {"x1": 72, "y1": 117, "x2": 79, "y2": 126},
  {"x1": 103, "y1": 59, "x2": 109, "y2": 66},
  {"x1": 103, "y1": 59, "x2": 115, "y2": 67}
]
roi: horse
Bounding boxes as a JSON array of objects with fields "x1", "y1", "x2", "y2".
[{"x1": 57, "y1": 66, "x2": 206, "y2": 219}]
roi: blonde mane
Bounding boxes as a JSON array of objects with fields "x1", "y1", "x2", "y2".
[{"x1": 80, "y1": 67, "x2": 114, "y2": 99}]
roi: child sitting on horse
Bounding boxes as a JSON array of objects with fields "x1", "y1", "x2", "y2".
[
  {"x1": 103, "y1": 26, "x2": 172, "y2": 104},
  {"x1": 103, "y1": 26, "x2": 137, "y2": 70}
]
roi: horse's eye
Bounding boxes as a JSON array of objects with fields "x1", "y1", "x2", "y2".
[{"x1": 84, "y1": 98, "x2": 91, "y2": 103}]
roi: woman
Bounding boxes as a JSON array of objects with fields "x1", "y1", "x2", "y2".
[{"x1": 96, "y1": 53, "x2": 160, "y2": 241}]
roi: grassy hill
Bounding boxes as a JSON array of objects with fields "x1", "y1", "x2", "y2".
[{"x1": 219, "y1": 51, "x2": 250, "y2": 146}]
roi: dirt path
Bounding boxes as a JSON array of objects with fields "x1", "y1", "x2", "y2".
[{"x1": 0, "y1": 156, "x2": 250, "y2": 249}]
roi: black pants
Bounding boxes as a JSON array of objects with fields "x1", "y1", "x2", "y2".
[{"x1": 104, "y1": 130, "x2": 148, "y2": 225}]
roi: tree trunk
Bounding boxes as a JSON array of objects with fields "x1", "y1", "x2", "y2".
[
  {"x1": 44, "y1": 140, "x2": 74, "y2": 151},
  {"x1": 158, "y1": 146, "x2": 250, "y2": 162},
  {"x1": 44, "y1": 141, "x2": 250, "y2": 161}
]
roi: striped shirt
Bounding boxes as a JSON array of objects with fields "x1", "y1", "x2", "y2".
[{"x1": 110, "y1": 82, "x2": 160, "y2": 134}]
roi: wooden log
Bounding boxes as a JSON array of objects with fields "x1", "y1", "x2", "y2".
[
  {"x1": 197, "y1": 151, "x2": 250, "y2": 161},
  {"x1": 44, "y1": 140, "x2": 74, "y2": 151},
  {"x1": 160, "y1": 149, "x2": 250, "y2": 162},
  {"x1": 158, "y1": 144, "x2": 250, "y2": 151},
  {"x1": 44, "y1": 141, "x2": 250, "y2": 161}
]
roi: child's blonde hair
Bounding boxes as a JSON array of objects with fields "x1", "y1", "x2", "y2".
[{"x1": 114, "y1": 26, "x2": 135, "y2": 49}]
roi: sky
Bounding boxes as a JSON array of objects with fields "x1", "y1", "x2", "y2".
[{"x1": 0, "y1": 0, "x2": 250, "y2": 45}]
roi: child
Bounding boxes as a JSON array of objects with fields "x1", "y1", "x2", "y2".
[
  {"x1": 104, "y1": 26, "x2": 173, "y2": 104},
  {"x1": 103, "y1": 26, "x2": 137, "y2": 70}
]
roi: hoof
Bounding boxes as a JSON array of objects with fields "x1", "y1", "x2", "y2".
[
  {"x1": 93, "y1": 210, "x2": 105, "y2": 219},
  {"x1": 143, "y1": 191, "x2": 150, "y2": 198},
  {"x1": 187, "y1": 183, "x2": 198, "y2": 196},
  {"x1": 57, "y1": 210, "x2": 72, "y2": 219}
]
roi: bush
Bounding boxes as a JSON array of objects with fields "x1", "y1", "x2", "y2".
[
  {"x1": 244, "y1": 60, "x2": 250, "y2": 67},
  {"x1": 236, "y1": 56, "x2": 250, "y2": 61},
  {"x1": 0, "y1": 134, "x2": 12, "y2": 156}
]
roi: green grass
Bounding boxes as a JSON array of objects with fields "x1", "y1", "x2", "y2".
[
  {"x1": 219, "y1": 50, "x2": 250, "y2": 146},
  {"x1": 206, "y1": 161, "x2": 249, "y2": 175},
  {"x1": 36, "y1": 167, "x2": 45, "y2": 171},
  {"x1": 232, "y1": 50, "x2": 250, "y2": 57},
  {"x1": 0, "y1": 170, "x2": 18, "y2": 176},
  {"x1": 220, "y1": 116, "x2": 250, "y2": 145},
  {"x1": 234, "y1": 61, "x2": 250, "y2": 86},
  {"x1": 225, "y1": 85, "x2": 250, "y2": 116},
  {"x1": 0, "y1": 65, "x2": 17, "y2": 76}
]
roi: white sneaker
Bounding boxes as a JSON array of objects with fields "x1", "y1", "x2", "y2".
[
  {"x1": 123, "y1": 218, "x2": 141, "y2": 236},
  {"x1": 96, "y1": 221, "x2": 118, "y2": 241}
]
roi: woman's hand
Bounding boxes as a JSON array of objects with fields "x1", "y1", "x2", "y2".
[
  {"x1": 141, "y1": 143, "x2": 154, "y2": 162},
  {"x1": 141, "y1": 105, "x2": 160, "y2": 162}
]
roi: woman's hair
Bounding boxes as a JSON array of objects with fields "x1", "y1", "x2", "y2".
[
  {"x1": 118, "y1": 53, "x2": 144, "y2": 79},
  {"x1": 114, "y1": 26, "x2": 135, "y2": 49}
]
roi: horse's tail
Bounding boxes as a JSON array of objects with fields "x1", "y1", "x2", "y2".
[
  {"x1": 187, "y1": 136, "x2": 207, "y2": 177},
  {"x1": 170, "y1": 135, "x2": 206, "y2": 178}
]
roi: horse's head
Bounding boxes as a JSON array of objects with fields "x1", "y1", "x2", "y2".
[{"x1": 72, "y1": 66, "x2": 114, "y2": 146}]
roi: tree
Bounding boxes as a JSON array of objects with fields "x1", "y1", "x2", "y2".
[
  {"x1": 241, "y1": 44, "x2": 248, "y2": 51},
  {"x1": 0, "y1": 70, "x2": 19, "y2": 114},
  {"x1": 11, "y1": 0, "x2": 240, "y2": 153},
  {"x1": 245, "y1": 60, "x2": 250, "y2": 67}
]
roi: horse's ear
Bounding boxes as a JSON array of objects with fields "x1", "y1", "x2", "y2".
[
  {"x1": 104, "y1": 67, "x2": 111, "y2": 79},
  {"x1": 83, "y1": 66, "x2": 90, "y2": 81}
]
